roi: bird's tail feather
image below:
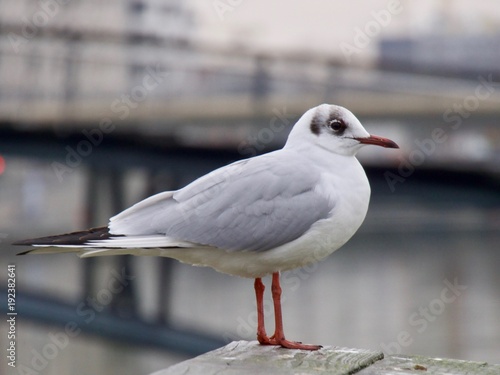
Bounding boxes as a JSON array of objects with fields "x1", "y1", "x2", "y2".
[{"x1": 13, "y1": 226, "x2": 200, "y2": 256}]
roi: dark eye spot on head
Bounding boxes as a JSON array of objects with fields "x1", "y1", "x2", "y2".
[
  {"x1": 310, "y1": 114, "x2": 322, "y2": 136},
  {"x1": 328, "y1": 118, "x2": 347, "y2": 136}
]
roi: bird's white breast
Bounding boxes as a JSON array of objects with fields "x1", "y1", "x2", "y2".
[{"x1": 249, "y1": 154, "x2": 371, "y2": 276}]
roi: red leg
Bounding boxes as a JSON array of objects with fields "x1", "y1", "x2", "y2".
[
  {"x1": 269, "y1": 272, "x2": 322, "y2": 350},
  {"x1": 254, "y1": 277, "x2": 274, "y2": 345}
]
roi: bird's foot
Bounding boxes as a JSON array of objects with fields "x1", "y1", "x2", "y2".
[
  {"x1": 257, "y1": 333, "x2": 275, "y2": 346},
  {"x1": 275, "y1": 338, "x2": 322, "y2": 350},
  {"x1": 257, "y1": 334, "x2": 321, "y2": 350}
]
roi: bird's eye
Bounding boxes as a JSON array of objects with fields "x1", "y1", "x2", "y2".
[{"x1": 328, "y1": 119, "x2": 346, "y2": 133}]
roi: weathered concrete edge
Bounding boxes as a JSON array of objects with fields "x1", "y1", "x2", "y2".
[
  {"x1": 152, "y1": 340, "x2": 385, "y2": 375},
  {"x1": 357, "y1": 353, "x2": 500, "y2": 375},
  {"x1": 150, "y1": 340, "x2": 500, "y2": 375}
]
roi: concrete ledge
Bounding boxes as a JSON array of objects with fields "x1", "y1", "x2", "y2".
[
  {"x1": 357, "y1": 354, "x2": 500, "y2": 375},
  {"x1": 152, "y1": 340, "x2": 500, "y2": 375},
  {"x1": 152, "y1": 340, "x2": 383, "y2": 375}
]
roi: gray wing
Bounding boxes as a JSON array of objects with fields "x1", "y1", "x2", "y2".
[{"x1": 110, "y1": 151, "x2": 334, "y2": 252}]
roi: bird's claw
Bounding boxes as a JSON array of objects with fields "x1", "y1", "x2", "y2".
[{"x1": 257, "y1": 334, "x2": 321, "y2": 350}]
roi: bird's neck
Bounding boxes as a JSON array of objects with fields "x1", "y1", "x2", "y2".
[{"x1": 285, "y1": 140, "x2": 357, "y2": 166}]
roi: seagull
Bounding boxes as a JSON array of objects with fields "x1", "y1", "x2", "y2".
[{"x1": 14, "y1": 104, "x2": 398, "y2": 350}]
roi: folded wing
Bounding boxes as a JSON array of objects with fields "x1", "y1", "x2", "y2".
[{"x1": 109, "y1": 151, "x2": 335, "y2": 252}]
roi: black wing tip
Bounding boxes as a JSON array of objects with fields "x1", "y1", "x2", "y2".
[
  {"x1": 12, "y1": 241, "x2": 25, "y2": 246},
  {"x1": 12, "y1": 239, "x2": 37, "y2": 246},
  {"x1": 12, "y1": 226, "x2": 112, "y2": 247},
  {"x1": 16, "y1": 249, "x2": 33, "y2": 256}
]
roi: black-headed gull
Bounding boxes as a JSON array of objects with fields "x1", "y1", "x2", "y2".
[{"x1": 14, "y1": 104, "x2": 399, "y2": 350}]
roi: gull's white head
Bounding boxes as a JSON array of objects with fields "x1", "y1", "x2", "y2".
[{"x1": 286, "y1": 104, "x2": 399, "y2": 156}]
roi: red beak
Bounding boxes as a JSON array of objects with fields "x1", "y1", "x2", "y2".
[{"x1": 355, "y1": 135, "x2": 399, "y2": 149}]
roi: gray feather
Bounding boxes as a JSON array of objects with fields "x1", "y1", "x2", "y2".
[{"x1": 110, "y1": 150, "x2": 334, "y2": 252}]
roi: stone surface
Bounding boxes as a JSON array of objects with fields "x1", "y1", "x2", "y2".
[
  {"x1": 357, "y1": 354, "x2": 500, "y2": 375},
  {"x1": 152, "y1": 340, "x2": 384, "y2": 375}
]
